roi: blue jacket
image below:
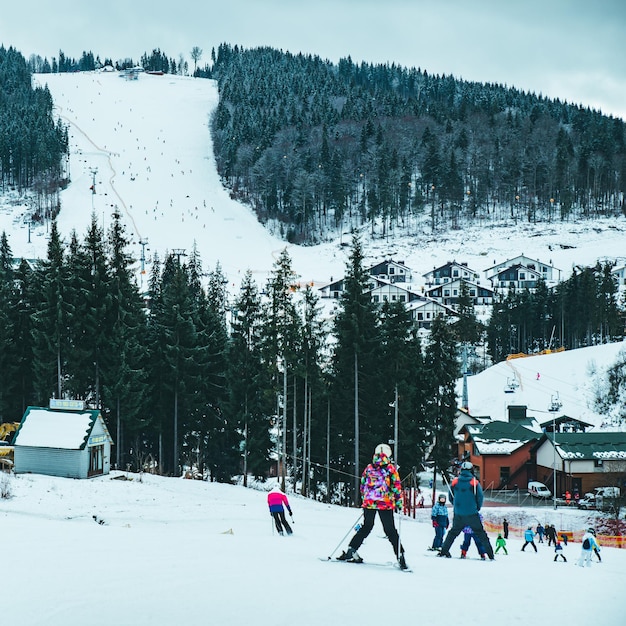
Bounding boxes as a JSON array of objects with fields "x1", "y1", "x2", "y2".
[
  {"x1": 431, "y1": 502, "x2": 449, "y2": 525},
  {"x1": 524, "y1": 528, "x2": 535, "y2": 542},
  {"x1": 449, "y1": 469, "x2": 483, "y2": 515}
]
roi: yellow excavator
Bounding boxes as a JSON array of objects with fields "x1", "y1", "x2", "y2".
[{"x1": 0, "y1": 422, "x2": 19, "y2": 471}]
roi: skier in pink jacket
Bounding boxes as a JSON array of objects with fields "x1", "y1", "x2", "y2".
[{"x1": 267, "y1": 484, "x2": 293, "y2": 535}]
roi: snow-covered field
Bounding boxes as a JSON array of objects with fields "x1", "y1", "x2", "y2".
[{"x1": 1, "y1": 470, "x2": 624, "y2": 626}]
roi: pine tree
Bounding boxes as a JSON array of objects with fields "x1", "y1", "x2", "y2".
[
  {"x1": 330, "y1": 235, "x2": 384, "y2": 503},
  {"x1": 424, "y1": 315, "x2": 460, "y2": 482},
  {"x1": 226, "y1": 271, "x2": 273, "y2": 482},
  {"x1": 31, "y1": 220, "x2": 71, "y2": 402},
  {"x1": 101, "y1": 210, "x2": 150, "y2": 469},
  {"x1": 0, "y1": 232, "x2": 18, "y2": 421}
]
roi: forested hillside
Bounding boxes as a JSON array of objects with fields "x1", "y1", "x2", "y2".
[
  {"x1": 210, "y1": 44, "x2": 626, "y2": 243},
  {"x1": 0, "y1": 46, "x2": 68, "y2": 216}
]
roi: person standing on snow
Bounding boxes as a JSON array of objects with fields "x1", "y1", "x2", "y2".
[
  {"x1": 267, "y1": 484, "x2": 293, "y2": 535},
  {"x1": 430, "y1": 494, "x2": 449, "y2": 551},
  {"x1": 521, "y1": 527, "x2": 538, "y2": 552},
  {"x1": 337, "y1": 444, "x2": 408, "y2": 570},
  {"x1": 577, "y1": 528, "x2": 600, "y2": 567},
  {"x1": 437, "y1": 461, "x2": 495, "y2": 560},
  {"x1": 554, "y1": 540, "x2": 567, "y2": 562},
  {"x1": 495, "y1": 533, "x2": 508, "y2": 555},
  {"x1": 460, "y1": 524, "x2": 486, "y2": 559},
  {"x1": 502, "y1": 517, "x2": 509, "y2": 539},
  {"x1": 536, "y1": 522, "x2": 545, "y2": 543}
]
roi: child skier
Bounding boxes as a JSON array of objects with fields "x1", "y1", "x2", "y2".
[
  {"x1": 495, "y1": 533, "x2": 508, "y2": 555},
  {"x1": 460, "y1": 525, "x2": 486, "y2": 559},
  {"x1": 577, "y1": 528, "x2": 600, "y2": 567},
  {"x1": 267, "y1": 484, "x2": 293, "y2": 535},
  {"x1": 554, "y1": 540, "x2": 566, "y2": 562},
  {"x1": 430, "y1": 494, "x2": 449, "y2": 551},
  {"x1": 521, "y1": 526, "x2": 537, "y2": 552}
]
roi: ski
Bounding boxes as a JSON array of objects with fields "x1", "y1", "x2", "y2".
[{"x1": 318, "y1": 557, "x2": 412, "y2": 572}]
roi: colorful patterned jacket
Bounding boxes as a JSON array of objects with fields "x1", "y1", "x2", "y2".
[{"x1": 360, "y1": 452, "x2": 403, "y2": 511}]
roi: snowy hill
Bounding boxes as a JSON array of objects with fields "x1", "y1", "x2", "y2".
[
  {"x1": 1, "y1": 70, "x2": 626, "y2": 294},
  {"x1": 460, "y1": 340, "x2": 626, "y2": 429},
  {"x1": 1, "y1": 470, "x2": 624, "y2": 626}
]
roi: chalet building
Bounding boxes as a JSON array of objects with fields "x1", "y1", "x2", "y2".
[
  {"x1": 318, "y1": 277, "x2": 344, "y2": 299},
  {"x1": 367, "y1": 259, "x2": 413, "y2": 284},
  {"x1": 423, "y1": 261, "x2": 481, "y2": 286},
  {"x1": 538, "y1": 414, "x2": 594, "y2": 434},
  {"x1": 534, "y1": 431, "x2": 626, "y2": 498},
  {"x1": 612, "y1": 264, "x2": 626, "y2": 291},
  {"x1": 13, "y1": 400, "x2": 113, "y2": 479},
  {"x1": 425, "y1": 279, "x2": 495, "y2": 308},
  {"x1": 488, "y1": 263, "x2": 544, "y2": 292},
  {"x1": 485, "y1": 254, "x2": 562, "y2": 284},
  {"x1": 406, "y1": 297, "x2": 457, "y2": 329},
  {"x1": 367, "y1": 277, "x2": 421, "y2": 305},
  {"x1": 458, "y1": 420, "x2": 543, "y2": 490}
]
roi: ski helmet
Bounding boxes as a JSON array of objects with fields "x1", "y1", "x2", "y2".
[
  {"x1": 374, "y1": 443, "x2": 392, "y2": 457},
  {"x1": 461, "y1": 461, "x2": 473, "y2": 470},
  {"x1": 438, "y1": 494, "x2": 446, "y2": 502},
  {"x1": 588, "y1": 528, "x2": 596, "y2": 535},
  {"x1": 271, "y1": 483, "x2": 282, "y2": 492}
]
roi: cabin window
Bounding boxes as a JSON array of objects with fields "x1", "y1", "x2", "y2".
[{"x1": 500, "y1": 467, "x2": 510, "y2": 485}]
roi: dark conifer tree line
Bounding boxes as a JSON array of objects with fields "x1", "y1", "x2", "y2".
[
  {"x1": 209, "y1": 45, "x2": 626, "y2": 243},
  {"x1": 0, "y1": 46, "x2": 68, "y2": 211}
]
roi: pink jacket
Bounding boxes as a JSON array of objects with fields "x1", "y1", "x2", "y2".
[{"x1": 267, "y1": 490, "x2": 292, "y2": 514}]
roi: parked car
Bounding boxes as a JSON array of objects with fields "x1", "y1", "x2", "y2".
[
  {"x1": 577, "y1": 495, "x2": 597, "y2": 510},
  {"x1": 528, "y1": 481, "x2": 552, "y2": 498}
]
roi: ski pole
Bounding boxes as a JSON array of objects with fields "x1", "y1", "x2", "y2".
[{"x1": 324, "y1": 512, "x2": 363, "y2": 560}]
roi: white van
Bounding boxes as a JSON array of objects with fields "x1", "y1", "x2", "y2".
[
  {"x1": 593, "y1": 486, "x2": 620, "y2": 498},
  {"x1": 528, "y1": 481, "x2": 552, "y2": 498}
]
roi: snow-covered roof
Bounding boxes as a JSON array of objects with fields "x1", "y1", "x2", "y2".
[
  {"x1": 14, "y1": 407, "x2": 108, "y2": 450},
  {"x1": 464, "y1": 420, "x2": 542, "y2": 455},
  {"x1": 545, "y1": 431, "x2": 626, "y2": 460}
]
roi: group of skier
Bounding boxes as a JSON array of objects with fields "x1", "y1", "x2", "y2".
[{"x1": 268, "y1": 445, "x2": 603, "y2": 570}]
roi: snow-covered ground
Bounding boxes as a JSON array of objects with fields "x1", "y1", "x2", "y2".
[{"x1": 1, "y1": 470, "x2": 624, "y2": 626}]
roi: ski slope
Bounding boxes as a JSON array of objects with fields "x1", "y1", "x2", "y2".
[{"x1": 1, "y1": 470, "x2": 624, "y2": 626}]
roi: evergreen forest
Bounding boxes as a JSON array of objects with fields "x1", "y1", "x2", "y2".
[
  {"x1": 209, "y1": 45, "x2": 626, "y2": 243},
  {"x1": 0, "y1": 46, "x2": 68, "y2": 217},
  {"x1": 1, "y1": 44, "x2": 624, "y2": 498}
]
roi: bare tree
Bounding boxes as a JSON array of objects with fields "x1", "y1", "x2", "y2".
[{"x1": 190, "y1": 46, "x2": 202, "y2": 75}]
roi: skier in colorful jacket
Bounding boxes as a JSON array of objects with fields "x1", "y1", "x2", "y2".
[
  {"x1": 337, "y1": 444, "x2": 408, "y2": 569},
  {"x1": 267, "y1": 484, "x2": 293, "y2": 535},
  {"x1": 430, "y1": 494, "x2": 449, "y2": 550},
  {"x1": 437, "y1": 461, "x2": 495, "y2": 560}
]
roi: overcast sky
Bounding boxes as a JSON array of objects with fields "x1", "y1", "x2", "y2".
[{"x1": 2, "y1": 0, "x2": 625, "y2": 120}]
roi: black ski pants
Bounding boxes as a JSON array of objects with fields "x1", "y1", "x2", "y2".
[
  {"x1": 271, "y1": 510, "x2": 292, "y2": 535},
  {"x1": 440, "y1": 512, "x2": 494, "y2": 559},
  {"x1": 349, "y1": 508, "x2": 404, "y2": 556}
]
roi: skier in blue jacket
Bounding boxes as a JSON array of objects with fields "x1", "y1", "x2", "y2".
[
  {"x1": 521, "y1": 527, "x2": 538, "y2": 552},
  {"x1": 437, "y1": 462, "x2": 494, "y2": 560},
  {"x1": 430, "y1": 494, "x2": 449, "y2": 551}
]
